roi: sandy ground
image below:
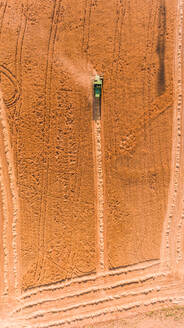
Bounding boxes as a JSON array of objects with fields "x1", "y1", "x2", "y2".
[
  {"x1": 89, "y1": 305, "x2": 184, "y2": 328},
  {"x1": 1, "y1": 0, "x2": 184, "y2": 328},
  {"x1": 89, "y1": 317, "x2": 184, "y2": 328}
]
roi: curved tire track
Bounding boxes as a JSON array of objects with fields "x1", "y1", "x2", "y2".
[
  {"x1": 0, "y1": 89, "x2": 20, "y2": 295},
  {"x1": 160, "y1": 0, "x2": 184, "y2": 274}
]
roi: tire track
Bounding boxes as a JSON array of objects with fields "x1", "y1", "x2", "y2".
[
  {"x1": 81, "y1": 0, "x2": 99, "y2": 275},
  {"x1": 0, "y1": 65, "x2": 20, "y2": 108},
  {"x1": 0, "y1": 4, "x2": 9, "y2": 292},
  {"x1": 110, "y1": 0, "x2": 127, "y2": 155},
  {"x1": 81, "y1": 0, "x2": 93, "y2": 55},
  {"x1": 23, "y1": 282, "x2": 184, "y2": 328},
  {"x1": 0, "y1": 89, "x2": 20, "y2": 294},
  {"x1": 35, "y1": 0, "x2": 62, "y2": 284},
  {"x1": 155, "y1": 0, "x2": 168, "y2": 210},
  {"x1": 119, "y1": 91, "x2": 173, "y2": 156},
  {"x1": 147, "y1": 0, "x2": 169, "y2": 224},
  {"x1": 15, "y1": 5, "x2": 28, "y2": 84},
  {"x1": 157, "y1": 0, "x2": 166, "y2": 96},
  {"x1": 97, "y1": 0, "x2": 128, "y2": 273},
  {"x1": 143, "y1": 0, "x2": 166, "y2": 208},
  {"x1": 133, "y1": 0, "x2": 161, "y2": 248},
  {"x1": 93, "y1": 110, "x2": 105, "y2": 271},
  {"x1": 0, "y1": 156, "x2": 9, "y2": 295},
  {"x1": 20, "y1": 282, "x2": 173, "y2": 322},
  {"x1": 173, "y1": 0, "x2": 184, "y2": 274},
  {"x1": 14, "y1": 5, "x2": 28, "y2": 181},
  {"x1": 0, "y1": 0, "x2": 7, "y2": 38},
  {"x1": 14, "y1": 269, "x2": 168, "y2": 317},
  {"x1": 0, "y1": 160, "x2": 5, "y2": 295},
  {"x1": 20, "y1": 259, "x2": 160, "y2": 301},
  {"x1": 0, "y1": 0, "x2": 20, "y2": 298},
  {"x1": 160, "y1": 0, "x2": 183, "y2": 270}
]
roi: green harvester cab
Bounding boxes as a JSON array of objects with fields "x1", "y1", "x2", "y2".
[{"x1": 93, "y1": 75, "x2": 103, "y2": 98}]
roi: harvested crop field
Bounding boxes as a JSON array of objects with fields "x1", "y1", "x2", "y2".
[{"x1": 1, "y1": 0, "x2": 184, "y2": 327}]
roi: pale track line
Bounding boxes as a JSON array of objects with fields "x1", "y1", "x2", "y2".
[
  {"x1": 0, "y1": 166, "x2": 5, "y2": 295},
  {"x1": 83, "y1": 0, "x2": 105, "y2": 271},
  {"x1": 14, "y1": 5, "x2": 27, "y2": 184},
  {"x1": 15, "y1": 285, "x2": 161, "y2": 317},
  {"x1": 15, "y1": 8, "x2": 27, "y2": 84},
  {"x1": 160, "y1": 0, "x2": 183, "y2": 269},
  {"x1": 0, "y1": 157, "x2": 9, "y2": 295},
  {"x1": 27, "y1": 294, "x2": 182, "y2": 328},
  {"x1": 176, "y1": 203, "x2": 184, "y2": 265},
  {"x1": 170, "y1": 0, "x2": 184, "y2": 272},
  {"x1": 20, "y1": 259, "x2": 160, "y2": 300},
  {"x1": 0, "y1": 0, "x2": 9, "y2": 298},
  {"x1": 174, "y1": 0, "x2": 184, "y2": 272},
  {"x1": 35, "y1": 0, "x2": 61, "y2": 285},
  {"x1": 93, "y1": 116, "x2": 105, "y2": 271},
  {"x1": 0, "y1": 89, "x2": 20, "y2": 293},
  {"x1": 21, "y1": 284, "x2": 174, "y2": 321},
  {"x1": 0, "y1": 1, "x2": 7, "y2": 39},
  {"x1": 15, "y1": 270, "x2": 168, "y2": 314},
  {"x1": 168, "y1": 0, "x2": 184, "y2": 272}
]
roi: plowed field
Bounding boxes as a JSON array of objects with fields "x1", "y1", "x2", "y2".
[
  {"x1": 1, "y1": 0, "x2": 184, "y2": 327},
  {"x1": 104, "y1": 0, "x2": 175, "y2": 268}
]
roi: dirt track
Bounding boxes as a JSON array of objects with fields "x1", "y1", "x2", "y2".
[{"x1": 1, "y1": 0, "x2": 184, "y2": 327}]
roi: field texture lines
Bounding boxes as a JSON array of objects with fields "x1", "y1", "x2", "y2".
[{"x1": 1, "y1": 0, "x2": 184, "y2": 327}]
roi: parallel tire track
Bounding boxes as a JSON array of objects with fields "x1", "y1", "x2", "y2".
[
  {"x1": 20, "y1": 259, "x2": 160, "y2": 301},
  {"x1": 173, "y1": 0, "x2": 184, "y2": 273},
  {"x1": 19, "y1": 280, "x2": 175, "y2": 322},
  {"x1": 0, "y1": 155, "x2": 9, "y2": 295},
  {"x1": 0, "y1": 0, "x2": 7, "y2": 38},
  {"x1": 23, "y1": 283, "x2": 184, "y2": 328},
  {"x1": 35, "y1": 0, "x2": 62, "y2": 284},
  {"x1": 14, "y1": 6, "x2": 28, "y2": 179},
  {"x1": 110, "y1": 0, "x2": 127, "y2": 154},
  {"x1": 0, "y1": 89, "x2": 20, "y2": 294},
  {"x1": 160, "y1": 0, "x2": 184, "y2": 271},
  {"x1": 15, "y1": 263, "x2": 163, "y2": 314},
  {"x1": 92, "y1": 98, "x2": 105, "y2": 271}
]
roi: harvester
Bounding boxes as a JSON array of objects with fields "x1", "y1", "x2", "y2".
[
  {"x1": 93, "y1": 75, "x2": 103, "y2": 98},
  {"x1": 93, "y1": 75, "x2": 103, "y2": 120}
]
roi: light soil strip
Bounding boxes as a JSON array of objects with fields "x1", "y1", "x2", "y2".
[
  {"x1": 15, "y1": 285, "x2": 162, "y2": 317},
  {"x1": 10, "y1": 278, "x2": 184, "y2": 327},
  {"x1": 21, "y1": 284, "x2": 174, "y2": 321},
  {"x1": 0, "y1": 89, "x2": 20, "y2": 294},
  {"x1": 35, "y1": 0, "x2": 61, "y2": 284},
  {"x1": 0, "y1": 166, "x2": 5, "y2": 295},
  {"x1": 160, "y1": 0, "x2": 183, "y2": 271},
  {"x1": 168, "y1": 0, "x2": 184, "y2": 274},
  {"x1": 27, "y1": 294, "x2": 184, "y2": 328},
  {"x1": 174, "y1": 0, "x2": 184, "y2": 274},
  {"x1": 93, "y1": 100, "x2": 105, "y2": 272},
  {"x1": 20, "y1": 259, "x2": 160, "y2": 302},
  {"x1": 15, "y1": 270, "x2": 169, "y2": 316},
  {"x1": 0, "y1": 156, "x2": 9, "y2": 295}
]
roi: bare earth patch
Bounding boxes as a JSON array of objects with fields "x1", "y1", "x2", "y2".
[{"x1": 87, "y1": 305, "x2": 184, "y2": 328}]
